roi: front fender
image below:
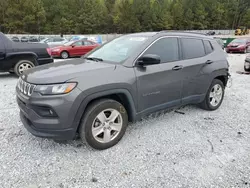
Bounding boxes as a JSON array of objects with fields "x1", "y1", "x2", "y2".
[{"x1": 71, "y1": 88, "x2": 137, "y2": 131}]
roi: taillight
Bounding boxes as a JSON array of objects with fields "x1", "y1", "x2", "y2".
[{"x1": 46, "y1": 48, "x2": 52, "y2": 56}]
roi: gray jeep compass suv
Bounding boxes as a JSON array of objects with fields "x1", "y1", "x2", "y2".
[{"x1": 16, "y1": 32, "x2": 230, "y2": 150}]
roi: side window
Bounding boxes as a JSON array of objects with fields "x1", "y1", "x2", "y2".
[
  {"x1": 83, "y1": 41, "x2": 93, "y2": 46},
  {"x1": 203, "y1": 40, "x2": 213, "y2": 54},
  {"x1": 73, "y1": 41, "x2": 83, "y2": 46},
  {"x1": 181, "y1": 38, "x2": 206, "y2": 59},
  {"x1": 53, "y1": 38, "x2": 63, "y2": 42},
  {"x1": 143, "y1": 37, "x2": 179, "y2": 63}
]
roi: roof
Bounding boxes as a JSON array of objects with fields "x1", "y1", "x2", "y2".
[
  {"x1": 125, "y1": 32, "x2": 158, "y2": 37},
  {"x1": 125, "y1": 31, "x2": 213, "y2": 39}
]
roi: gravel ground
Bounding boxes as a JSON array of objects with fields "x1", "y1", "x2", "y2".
[{"x1": 0, "y1": 55, "x2": 250, "y2": 188}]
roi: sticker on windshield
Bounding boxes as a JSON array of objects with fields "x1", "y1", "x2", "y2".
[{"x1": 129, "y1": 37, "x2": 147, "y2": 41}]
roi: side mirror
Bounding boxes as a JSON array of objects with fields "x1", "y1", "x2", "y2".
[
  {"x1": 137, "y1": 54, "x2": 161, "y2": 66},
  {"x1": 71, "y1": 45, "x2": 75, "y2": 48}
]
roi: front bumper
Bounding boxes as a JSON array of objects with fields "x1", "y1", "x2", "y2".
[
  {"x1": 51, "y1": 51, "x2": 61, "y2": 58},
  {"x1": 16, "y1": 87, "x2": 83, "y2": 140},
  {"x1": 226, "y1": 47, "x2": 245, "y2": 52}
]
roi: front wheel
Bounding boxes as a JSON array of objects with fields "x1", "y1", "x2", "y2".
[
  {"x1": 79, "y1": 99, "x2": 128, "y2": 150},
  {"x1": 244, "y1": 62, "x2": 250, "y2": 72},
  {"x1": 199, "y1": 79, "x2": 225, "y2": 111},
  {"x1": 60, "y1": 51, "x2": 69, "y2": 59}
]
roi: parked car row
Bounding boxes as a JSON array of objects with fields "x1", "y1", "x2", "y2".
[{"x1": 10, "y1": 36, "x2": 46, "y2": 43}]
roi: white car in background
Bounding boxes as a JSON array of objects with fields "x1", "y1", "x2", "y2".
[{"x1": 40, "y1": 37, "x2": 68, "y2": 47}]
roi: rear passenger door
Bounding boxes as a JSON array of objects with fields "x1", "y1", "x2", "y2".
[
  {"x1": 180, "y1": 38, "x2": 213, "y2": 105},
  {"x1": 135, "y1": 37, "x2": 183, "y2": 114},
  {"x1": 82, "y1": 41, "x2": 95, "y2": 54}
]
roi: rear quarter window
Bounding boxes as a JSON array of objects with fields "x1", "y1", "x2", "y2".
[
  {"x1": 181, "y1": 38, "x2": 206, "y2": 59},
  {"x1": 203, "y1": 40, "x2": 213, "y2": 54}
]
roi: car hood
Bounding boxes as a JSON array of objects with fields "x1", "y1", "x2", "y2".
[{"x1": 22, "y1": 59, "x2": 116, "y2": 84}]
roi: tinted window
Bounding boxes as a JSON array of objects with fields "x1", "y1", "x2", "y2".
[
  {"x1": 181, "y1": 38, "x2": 206, "y2": 59},
  {"x1": 144, "y1": 38, "x2": 179, "y2": 63},
  {"x1": 203, "y1": 40, "x2": 213, "y2": 54}
]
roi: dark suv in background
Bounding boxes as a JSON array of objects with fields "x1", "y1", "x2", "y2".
[
  {"x1": 16, "y1": 32, "x2": 229, "y2": 150},
  {"x1": 0, "y1": 32, "x2": 53, "y2": 76}
]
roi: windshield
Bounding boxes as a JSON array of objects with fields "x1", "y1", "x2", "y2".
[
  {"x1": 40, "y1": 38, "x2": 49, "y2": 43},
  {"x1": 85, "y1": 35, "x2": 149, "y2": 63},
  {"x1": 231, "y1": 39, "x2": 246, "y2": 44}
]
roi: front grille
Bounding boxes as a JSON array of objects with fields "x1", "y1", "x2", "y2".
[{"x1": 17, "y1": 78, "x2": 36, "y2": 96}]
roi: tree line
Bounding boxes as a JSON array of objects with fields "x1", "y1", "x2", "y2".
[{"x1": 0, "y1": 0, "x2": 250, "y2": 34}]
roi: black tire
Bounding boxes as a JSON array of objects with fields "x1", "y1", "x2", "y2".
[
  {"x1": 246, "y1": 47, "x2": 250, "y2": 53},
  {"x1": 199, "y1": 79, "x2": 225, "y2": 111},
  {"x1": 14, "y1": 60, "x2": 35, "y2": 76},
  {"x1": 244, "y1": 64, "x2": 250, "y2": 72},
  {"x1": 79, "y1": 99, "x2": 128, "y2": 150},
  {"x1": 60, "y1": 51, "x2": 69, "y2": 59}
]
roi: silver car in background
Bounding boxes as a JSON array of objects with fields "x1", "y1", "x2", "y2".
[{"x1": 40, "y1": 37, "x2": 68, "y2": 48}]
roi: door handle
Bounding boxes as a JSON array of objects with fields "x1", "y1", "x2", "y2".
[
  {"x1": 172, "y1": 65, "x2": 183, "y2": 71},
  {"x1": 206, "y1": 60, "x2": 213, "y2": 64}
]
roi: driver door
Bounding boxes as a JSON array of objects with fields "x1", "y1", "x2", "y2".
[
  {"x1": 135, "y1": 37, "x2": 183, "y2": 114},
  {"x1": 69, "y1": 41, "x2": 84, "y2": 56}
]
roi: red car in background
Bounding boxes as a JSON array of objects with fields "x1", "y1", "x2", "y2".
[
  {"x1": 51, "y1": 40, "x2": 99, "y2": 59},
  {"x1": 226, "y1": 38, "x2": 250, "y2": 53}
]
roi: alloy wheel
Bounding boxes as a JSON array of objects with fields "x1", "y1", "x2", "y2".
[
  {"x1": 91, "y1": 108, "x2": 123, "y2": 143},
  {"x1": 209, "y1": 84, "x2": 223, "y2": 107}
]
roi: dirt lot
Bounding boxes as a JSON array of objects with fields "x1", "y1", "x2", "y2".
[{"x1": 0, "y1": 54, "x2": 250, "y2": 188}]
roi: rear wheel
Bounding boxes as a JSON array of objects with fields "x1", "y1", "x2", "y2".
[
  {"x1": 79, "y1": 99, "x2": 128, "y2": 150},
  {"x1": 246, "y1": 47, "x2": 250, "y2": 53},
  {"x1": 60, "y1": 51, "x2": 69, "y2": 59},
  {"x1": 14, "y1": 60, "x2": 35, "y2": 76},
  {"x1": 199, "y1": 79, "x2": 225, "y2": 111},
  {"x1": 244, "y1": 62, "x2": 250, "y2": 72}
]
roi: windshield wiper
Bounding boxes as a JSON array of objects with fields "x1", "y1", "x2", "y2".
[{"x1": 84, "y1": 57, "x2": 103, "y2": 62}]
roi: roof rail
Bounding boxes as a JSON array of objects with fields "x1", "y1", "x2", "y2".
[{"x1": 159, "y1": 30, "x2": 209, "y2": 36}]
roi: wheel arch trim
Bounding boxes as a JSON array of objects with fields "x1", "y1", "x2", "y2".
[{"x1": 72, "y1": 89, "x2": 137, "y2": 132}]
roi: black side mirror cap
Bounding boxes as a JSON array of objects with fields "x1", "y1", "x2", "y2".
[{"x1": 137, "y1": 54, "x2": 161, "y2": 66}]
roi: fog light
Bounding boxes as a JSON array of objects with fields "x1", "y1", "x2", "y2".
[{"x1": 31, "y1": 105, "x2": 58, "y2": 117}]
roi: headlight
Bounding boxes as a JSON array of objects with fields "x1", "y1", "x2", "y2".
[{"x1": 34, "y1": 83, "x2": 77, "y2": 95}]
